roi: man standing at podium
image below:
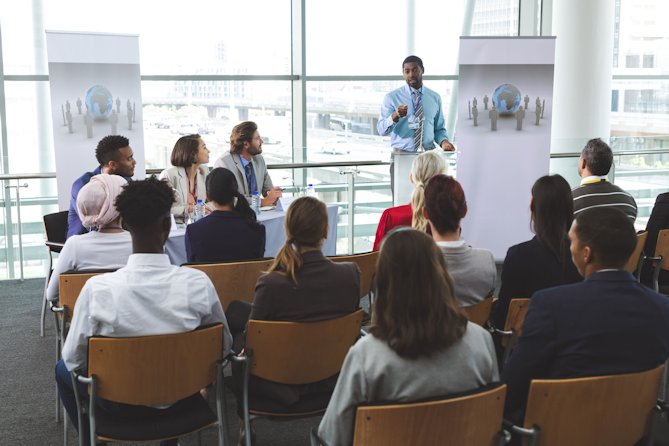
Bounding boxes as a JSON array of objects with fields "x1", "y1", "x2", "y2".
[{"x1": 377, "y1": 55, "x2": 455, "y2": 194}]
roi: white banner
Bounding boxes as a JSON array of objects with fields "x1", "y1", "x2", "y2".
[
  {"x1": 46, "y1": 31, "x2": 146, "y2": 210},
  {"x1": 455, "y1": 37, "x2": 556, "y2": 260}
]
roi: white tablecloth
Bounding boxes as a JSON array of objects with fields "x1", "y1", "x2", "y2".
[{"x1": 164, "y1": 204, "x2": 339, "y2": 265}]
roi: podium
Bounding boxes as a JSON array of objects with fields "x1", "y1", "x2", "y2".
[{"x1": 393, "y1": 151, "x2": 419, "y2": 206}]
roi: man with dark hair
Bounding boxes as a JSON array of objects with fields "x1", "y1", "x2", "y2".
[
  {"x1": 572, "y1": 137, "x2": 637, "y2": 222},
  {"x1": 213, "y1": 121, "x2": 282, "y2": 206},
  {"x1": 55, "y1": 177, "x2": 231, "y2": 445},
  {"x1": 377, "y1": 55, "x2": 455, "y2": 193},
  {"x1": 67, "y1": 134, "x2": 136, "y2": 238},
  {"x1": 502, "y1": 207, "x2": 669, "y2": 423}
]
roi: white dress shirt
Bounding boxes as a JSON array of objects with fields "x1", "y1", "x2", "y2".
[{"x1": 62, "y1": 253, "x2": 232, "y2": 372}]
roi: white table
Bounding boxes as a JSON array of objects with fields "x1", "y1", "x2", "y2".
[{"x1": 164, "y1": 204, "x2": 339, "y2": 265}]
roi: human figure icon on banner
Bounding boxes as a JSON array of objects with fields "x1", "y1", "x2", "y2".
[
  {"x1": 472, "y1": 104, "x2": 479, "y2": 127},
  {"x1": 524, "y1": 94, "x2": 530, "y2": 110},
  {"x1": 132, "y1": 102, "x2": 136, "y2": 123},
  {"x1": 116, "y1": 97, "x2": 121, "y2": 114},
  {"x1": 483, "y1": 94, "x2": 489, "y2": 110},
  {"x1": 535, "y1": 97, "x2": 541, "y2": 109},
  {"x1": 535, "y1": 104, "x2": 541, "y2": 125},
  {"x1": 76, "y1": 98, "x2": 82, "y2": 115},
  {"x1": 489, "y1": 104, "x2": 498, "y2": 131},
  {"x1": 61, "y1": 104, "x2": 67, "y2": 126},
  {"x1": 65, "y1": 100, "x2": 71, "y2": 114},
  {"x1": 110, "y1": 110, "x2": 118, "y2": 134},
  {"x1": 541, "y1": 99, "x2": 546, "y2": 118},
  {"x1": 84, "y1": 112, "x2": 93, "y2": 138},
  {"x1": 472, "y1": 97, "x2": 478, "y2": 109},
  {"x1": 468, "y1": 101, "x2": 472, "y2": 119},
  {"x1": 515, "y1": 107, "x2": 525, "y2": 130},
  {"x1": 66, "y1": 110, "x2": 73, "y2": 134}
]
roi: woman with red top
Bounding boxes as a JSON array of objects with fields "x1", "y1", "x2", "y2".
[{"x1": 373, "y1": 151, "x2": 445, "y2": 250}]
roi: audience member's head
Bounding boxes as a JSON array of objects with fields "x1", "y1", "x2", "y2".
[
  {"x1": 530, "y1": 174, "x2": 574, "y2": 261},
  {"x1": 76, "y1": 174, "x2": 127, "y2": 229},
  {"x1": 267, "y1": 196, "x2": 328, "y2": 284},
  {"x1": 423, "y1": 174, "x2": 467, "y2": 236},
  {"x1": 569, "y1": 207, "x2": 636, "y2": 277},
  {"x1": 206, "y1": 167, "x2": 256, "y2": 222},
  {"x1": 229, "y1": 121, "x2": 259, "y2": 155},
  {"x1": 170, "y1": 133, "x2": 209, "y2": 168},
  {"x1": 95, "y1": 135, "x2": 135, "y2": 177},
  {"x1": 371, "y1": 228, "x2": 467, "y2": 359},
  {"x1": 579, "y1": 138, "x2": 613, "y2": 177},
  {"x1": 115, "y1": 176, "x2": 175, "y2": 248},
  {"x1": 410, "y1": 151, "x2": 446, "y2": 232}
]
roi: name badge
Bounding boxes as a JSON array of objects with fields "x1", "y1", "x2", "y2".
[{"x1": 408, "y1": 114, "x2": 423, "y2": 130}]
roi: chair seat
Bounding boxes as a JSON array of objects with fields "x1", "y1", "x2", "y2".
[
  {"x1": 95, "y1": 393, "x2": 216, "y2": 441},
  {"x1": 248, "y1": 390, "x2": 332, "y2": 417}
]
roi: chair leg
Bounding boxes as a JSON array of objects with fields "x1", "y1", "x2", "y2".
[{"x1": 41, "y1": 258, "x2": 52, "y2": 337}]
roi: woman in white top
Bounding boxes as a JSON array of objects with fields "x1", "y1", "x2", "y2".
[
  {"x1": 158, "y1": 133, "x2": 210, "y2": 224},
  {"x1": 317, "y1": 228, "x2": 499, "y2": 446},
  {"x1": 46, "y1": 174, "x2": 132, "y2": 302}
]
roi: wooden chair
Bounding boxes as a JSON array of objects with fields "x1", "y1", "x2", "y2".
[
  {"x1": 232, "y1": 309, "x2": 365, "y2": 446},
  {"x1": 506, "y1": 365, "x2": 664, "y2": 446},
  {"x1": 328, "y1": 251, "x2": 379, "y2": 299},
  {"x1": 41, "y1": 210, "x2": 68, "y2": 337},
  {"x1": 71, "y1": 324, "x2": 228, "y2": 446},
  {"x1": 625, "y1": 231, "x2": 648, "y2": 280},
  {"x1": 491, "y1": 298, "x2": 531, "y2": 367},
  {"x1": 348, "y1": 384, "x2": 508, "y2": 446},
  {"x1": 186, "y1": 258, "x2": 274, "y2": 310},
  {"x1": 646, "y1": 229, "x2": 669, "y2": 293},
  {"x1": 463, "y1": 295, "x2": 494, "y2": 327}
]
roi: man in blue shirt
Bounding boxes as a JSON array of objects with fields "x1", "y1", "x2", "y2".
[
  {"x1": 67, "y1": 135, "x2": 136, "y2": 239},
  {"x1": 377, "y1": 55, "x2": 454, "y2": 194}
]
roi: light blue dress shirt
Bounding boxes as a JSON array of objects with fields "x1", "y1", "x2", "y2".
[{"x1": 377, "y1": 84, "x2": 449, "y2": 152}]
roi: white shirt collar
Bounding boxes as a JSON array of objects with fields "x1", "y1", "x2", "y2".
[
  {"x1": 435, "y1": 239, "x2": 467, "y2": 248},
  {"x1": 125, "y1": 253, "x2": 172, "y2": 267}
]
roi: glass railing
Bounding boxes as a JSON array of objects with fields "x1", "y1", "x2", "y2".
[{"x1": 2, "y1": 144, "x2": 668, "y2": 280}]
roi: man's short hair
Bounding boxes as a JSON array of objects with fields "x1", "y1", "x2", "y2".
[
  {"x1": 229, "y1": 121, "x2": 258, "y2": 154},
  {"x1": 573, "y1": 207, "x2": 636, "y2": 269},
  {"x1": 402, "y1": 55, "x2": 424, "y2": 72},
  {"x1": 114, "y1": 176, "x2": 175, "y2": 229},
  {"x1": 581, "y1": 138, "x2": 613, "y2": 176},
  {"x1": 95, "y1": 135, "x2": 129, "y2": 166}
]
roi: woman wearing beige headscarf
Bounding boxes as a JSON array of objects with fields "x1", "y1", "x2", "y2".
[{"x1": 46, "y1": 174, "x2": 132, "y2": 303}]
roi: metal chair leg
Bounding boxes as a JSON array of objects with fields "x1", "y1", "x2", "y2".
[{"x1": 41, "y1": 254, "x2": 52, "y2": 337}]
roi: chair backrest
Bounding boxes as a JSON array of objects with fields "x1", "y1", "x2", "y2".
[
  {"x1": 501, "y1": 298, "x2": 531, "y2": 348},
  {"x1": 654, "y1": 229, "x2": 669, "y2": 271},
  {"x1": 625, "y1": 231, "x2": 648, "y2": 273},
  {"x1": 352, "y1": 384, "x2": 507, "y2": 446},
  {"x1": 245, "y1": 309, "x2": 364, "y2": 384},
  {"x1": 463, "y1": 295, "x2": 494, "y2": 327},
  {"x1": 43, "y1": 210, "x2": 69, "y2": 251},
  {"x1": 88, "y1": 324, "x2": 223, "y2": 406},
  {"x1": 328, "y1": 251, "x2": 379, "y2": 298},
  {"x1": 59, "y1": 271, "x2": 107, "y2": 323},
  {"x1": 523, "y1": 365, "x2": 664, "y2": 446},
  {"x1": 186, "y1": 258, "x2": 274, "y2": 310}
]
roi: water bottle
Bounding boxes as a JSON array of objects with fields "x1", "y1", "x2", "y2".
[
  {"x1": 252, "y1": 191, "x2": 261, "y2": 215},
  {"x1": 305, "y1": 184, "x2": 316, "y2": 197},
  {"x1": 194, "y1": 199, "x2": 205, "y2": 222}
]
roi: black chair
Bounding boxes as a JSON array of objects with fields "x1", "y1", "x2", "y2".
[{"x1": 41, "y1": 210, "x2": 68, "y2": 337}]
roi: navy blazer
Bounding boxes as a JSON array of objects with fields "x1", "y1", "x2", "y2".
[
  {"x1": 502, "y1": 270, "x2": 669, "y2": 422},
  {"x1": 185, "y1": 210, "x2": 265, "y2": 263}
]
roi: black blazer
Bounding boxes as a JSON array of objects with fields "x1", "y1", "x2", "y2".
[
  {"x1": 501, "y1": 270, "x2": 669, "y2": 422},
  {"x1": 492, "y1": 236, "x2": 582, "y2": 328},
  {"x1": 642, "y1": 192, "x2": 669, "y2": 286},
  {"x1": 184, "y1": 210, "x2": 265, "y2": 263}
]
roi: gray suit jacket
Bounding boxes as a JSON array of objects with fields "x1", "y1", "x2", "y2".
[{"x1": 214, "y1": 151, "x2": 273, "y2": 198}]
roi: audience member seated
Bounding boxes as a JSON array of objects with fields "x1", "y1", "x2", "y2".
[
  {"x1": 317, "y1": 228, "x2": 499, "y2": 446},
  {"x1": 572, "y1": 138, "x2": 637, "y2": 222},
  {"x1": 159, "y1": 133, "x2": 210, "y2": 224},
  {"x1": 229, "y1": 196, "x2": 360, "y2": 429},
  {"x1": 55, "y1": 177, "x2": 231, "y2": 446},
  {"x1": 372, "y1": 151, "x2": 445, "y2": 250},
  {"x1": 641, "y1": 191, "x2": 669, "y2": 287},
  {"x1": 502, "y1": 207, "x2": 669, "y2": 425},
  {"x1": 46, "y1": 174, "x2": 132, "y2": 303},
  {"x1": 423, "y1": 174, "x2": 495, "y2": 306},
  {"x1": 491, "y1": 175, "x2": 581, "y2": 329},
  {"x1": 185, "y1": 167, "x2": 265, "y2": 263}
]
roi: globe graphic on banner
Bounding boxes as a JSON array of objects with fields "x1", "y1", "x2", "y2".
[
  {"x1": 492, "y1": 83, "x2": 522, "y2": 114},
  {"x1": 85, "y1": 85, "x2": 113, "y2": 119}
]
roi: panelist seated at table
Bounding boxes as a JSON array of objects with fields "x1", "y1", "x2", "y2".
[
  {"x1": 185, "y1": 167, "x2": 265, "y2": 263},
  {"x1": 159, "y1": 133, "x2": 210, "y2": 224},
  {"x1": 213, "y1": 121, "x2": 282, "y2": 207}
]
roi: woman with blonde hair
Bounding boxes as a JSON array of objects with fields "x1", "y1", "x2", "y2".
[
  {"x1": 373, "y1": 150, "x2": 445, "y2": 250},
  {"x1": 318, "y1": 228, "x2": 499, "y2": 446}
]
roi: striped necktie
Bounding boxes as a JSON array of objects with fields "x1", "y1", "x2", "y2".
[{"x1": 413, "y1": 90, "x2": 424, "y2": 151}]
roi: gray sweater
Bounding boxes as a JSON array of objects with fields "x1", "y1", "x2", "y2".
[
  {"x1": 437, "y1": 240, "x2": 496, "y2": 307},
  {"x1": 317, "y1": 323, "x2": 499, "y2": 446}
]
